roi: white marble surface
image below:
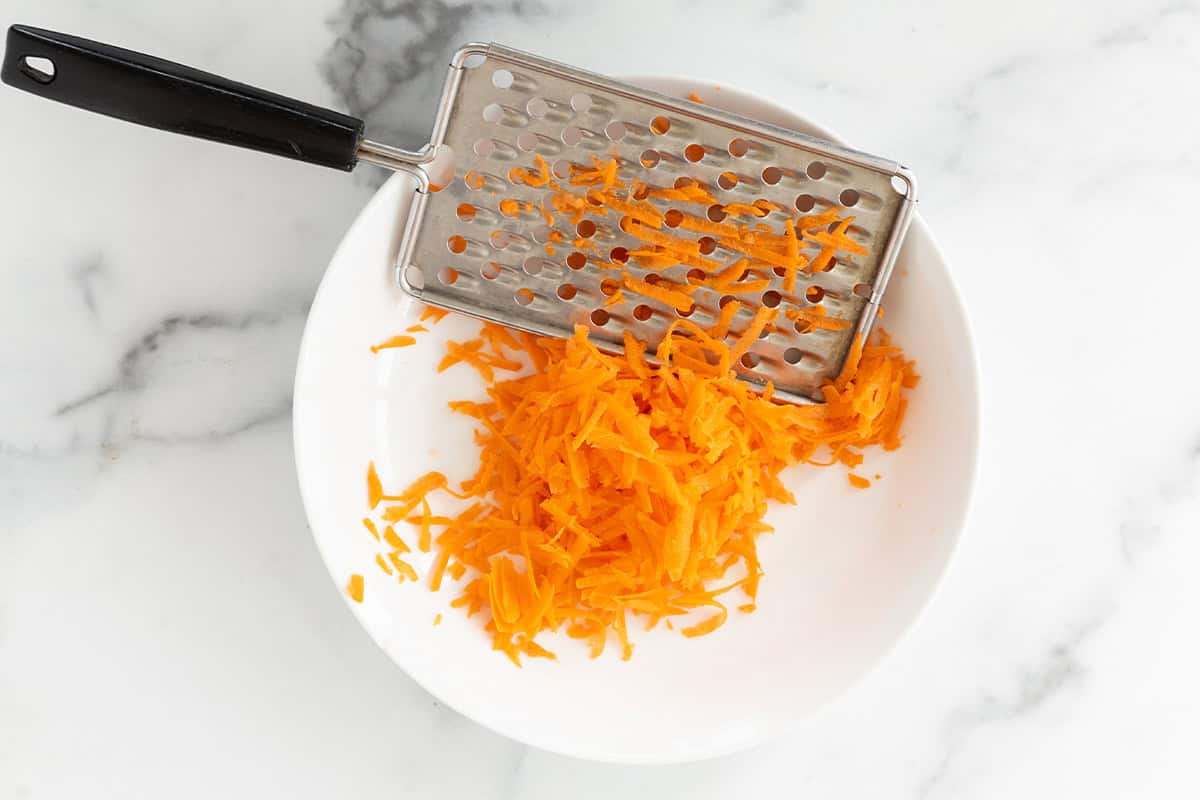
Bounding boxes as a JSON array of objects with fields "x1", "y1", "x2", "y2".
[{"x1": 2, "y1": 0, "x2": 1198, "y2": 796}]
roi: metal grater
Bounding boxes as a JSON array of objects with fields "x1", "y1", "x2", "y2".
[
  {"x1": 2, "y1": 28, "x2": 915, "y2": 401},
  {"x1": 396, "y1": 44, "x2": 917, "y2": 402}
]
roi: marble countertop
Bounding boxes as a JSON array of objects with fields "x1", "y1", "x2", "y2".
[{"x1": 3, "y1": 0, "x2": 1198, "y2": 796}]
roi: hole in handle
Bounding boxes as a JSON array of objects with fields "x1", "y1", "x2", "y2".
[{"x1": 20, "y1": 55, "x2": 56, "y2": 84}]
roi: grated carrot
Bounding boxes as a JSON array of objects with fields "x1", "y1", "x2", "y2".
[
  {"x1": 370, "y1": 335, "x2": 416, "y2": 353},
  {"x1": 419, "y1": 306, "x2": 449, "y2": 324},
  {"x1": 847, "y1": 473, "x2": 871, "y2": 489},
  {"x1": 622, "y1": 272, "x2": 696, "y2": 313},
  {"x1": 362, "y1": 315, "x2": 916, "y2": 663},
  {"x1": 346, "y1": 574, "x2": 364, "y2": 603}
]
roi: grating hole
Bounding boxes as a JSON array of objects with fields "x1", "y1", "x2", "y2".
[
  {"x1": 530, "y1": 225, "x2": 552, "y2": 243},
  {"x1": 740, "y1": 352, "x2": 760, "y2": 368},
  {"x1": 718, "y1": 171, "x2": 738, "y2": 190},
  {"x1": 557, "y1": 283, "x2": 578, "y2": 300},
  {"x1": 728, "y1": 138, "x2": 750, "y2": 158},
  {"x1": 806, "y1": 162, "x2": 827, "y2": 179},
  {"x1": 600, "y1": 278, "x2": 620, "y2": 296},
  {"x1": 604, "y1": 121, "x2": 626, "y2": 141},
  {"x1": 570, "y1": 92, "x2": 593, "y2": 112},
  {"x1": 639, "y1": 149, "x2": 660, "y2": 168},
  {"x1": 761, "y1": 290, "x2": 781, "y2": 308},
  {"x1": 609, "y1": 247, "x2": 629, "y2": 264},
  {"x1": 590, "y1": 308, "x2": 610, "y2": 326},
  {"x1": 758, "y1": 327, "x2": 771, "y2": 339},
  {"x1": 684, "y1": 144, "x2": 705, "y2": 162},
  {"x1": 772, "y1": 266, "x2": 787, "y2": 277},
  {"x1": 526, "y1": 96, "x2": 548, "y2": 118},
  {"x1": 481, "y1": 262, "x2": 501, "y2": 280},
  {"x1": 490, "y1": 230, "x2": 512, "y2": 249},
  {"x1": 631, "y1": 183, "x2": 650, "y2": 200},
  {"x1": 686, "y1": 268, "x2": 706, "y2": 284},
  {"x1": 561, "y1": 126, "x2": 582, "y2": 146},
  {"x1": 473, "y1": 139, "x2": 495, "y2": 157},
  {"x1": 839, "y1": 188, "x2": 860, "y2": 207},
  {"x1": 577, "y1": 219, "x2": 597, "y2": 238},
  {"x1": 761, "y1": 166, "x2": 782, "y2": 185},
  {"x1": 794, "y1": 319, "x2": 814, "y2": 334},
  {"x1": 664, "y1": 209, "x2": 684, "y2": 228},
  {"x1": 566, "y1": 251, "x2": 587, "y2": 270},
  {"x1": 482, "y1": 103, "x2": 504, "y2": 124},
  {"x1": 674, "y1": 177, "x2": 696, "y2": 189},
  {"x1": 585, "y1": 190, "x2": 604, "y2": 206},
  {"x1": 677, "y1": 303, "x2": 696, "y2": 317},
  {"x1": 492, "y1": 69, "x2": 514, "y2": 89},
  {"x1": 707, "y1": 204, "x2": 727, "y2": 222},
  {"x1": 438, "y1": 267, "x2": 459, "y2": 285},
  {"x1": 515, "y1": 288, "x2": 535, "y2": 306},
  {"x1": 522, "y1": 256, "x2": 543, "y2": 276},
  {"x1": 461, "y1": 52, "x2": 485, "y2": 68},
  {"x1": 824, "y1": 256, "x2": 838, "y2": 272},
  {"x1": 552, "y1": 158, "x2": 573, "y2": 178},
  {"x1": 805, "y1": 285, "x2": 825, "y2": 303},
  {"x1": 783, "y1": 347, "x2": 803, "y2": 364},
  {"x1": 633, "y1": 304, "x2": 653, "y2": 321},
  {"x1": 464, "y1": 172, "x2": 486, "y2": 191},
  {"x1": 516, "y1": 131, "x2": 537, "y2": 151},
  {"x1": 644, "y1": 273, "x2": 662, "y2": 285},
  {"x1": 456, "y1": 203, "x2": 477, "y2": 221},
  {"x1": 404, "y1": 266, "x2": 424, "y2": 289},
  {"x1": 891, "y1": 175, "x2": 910, "y2": 195},
  {"x1": 651, "y1": 116, "x2": 671, "y2": 135},
  {"x1": 698, "y1": 236, "x2": 717, "y2": 255},
  {"x1": 795, "y1": 194, "x2": 816, "y2": 212},
  {"x1": 447, "y1": 235, "x2": 468, "y2": 254},
  {"x1": 853, "y1": 282, "x2": 873, "y2": 298},
  {"x1": 718, "y1": 294, "x2": 738, "y2": 308}
]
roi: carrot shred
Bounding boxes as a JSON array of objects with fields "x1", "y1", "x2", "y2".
[
  {"x1": 362, "y1": 517, "x2": 380, "y2": 541},
  {"x1": 366, "y1": 463, "x2": 383, "y2": 509},
  {"x1": 622, "y1": 272, "x2": 696, "y2": 313},
  {"x1": 346, "y1": 574, "x2": 364, "y2": 603},
  {"x1": 847, "y1": 473, "x2": 871, "y2": 489},
  {"x1": 370, "y1": 335, "x2": 416, "y2": 353}
]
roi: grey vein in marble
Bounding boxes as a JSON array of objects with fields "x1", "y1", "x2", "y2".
[
  {"x1": 916, "y1": 436, "x2": 1200, "y2": 798},
  {"x1": 916, "y1": 614, "x2": 1103, "y2": 800},
  {"x1": 320, "y1": 0, "x2": 547, "y2": 184},
  {"x1": 52, "y1": 310, "x2": 305, "y2": 449}
]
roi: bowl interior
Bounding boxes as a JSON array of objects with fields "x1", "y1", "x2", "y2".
[{"x1": 293, "y1": 76, "x2": 979, "y2": 764}]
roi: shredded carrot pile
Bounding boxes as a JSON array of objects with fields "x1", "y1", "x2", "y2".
[
  {"x1": 362, "y1": 314, "x2": 917, "y2": 665},
  {"x1": 350, "y1": 150, "x2": 918, "y2": 663}
]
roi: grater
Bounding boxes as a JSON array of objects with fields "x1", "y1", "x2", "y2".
[{"x1": 3, "y1": 27, "x2": 915, "y2": 403}]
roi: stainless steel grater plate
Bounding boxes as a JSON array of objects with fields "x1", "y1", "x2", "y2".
[{"x1": 396, "y1": 43, "x2": 917, "y2": 402}]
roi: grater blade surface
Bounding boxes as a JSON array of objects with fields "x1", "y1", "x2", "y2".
[{"x1": 397, "y1": 43, "x2": 916, "y2": 403}]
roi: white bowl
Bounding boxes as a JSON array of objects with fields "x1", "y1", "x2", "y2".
[{"x1": 293, "y1": 76, "x2": 980, "y2": 764}]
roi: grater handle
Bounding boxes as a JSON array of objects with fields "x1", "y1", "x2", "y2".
[{"x1": 2, "y1": 24, "x2": 365, "y2": 171}]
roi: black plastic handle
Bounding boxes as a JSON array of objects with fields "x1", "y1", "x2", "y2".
[{"x1": 2, "y1": 24, "x2": 365, "y2": 171}]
